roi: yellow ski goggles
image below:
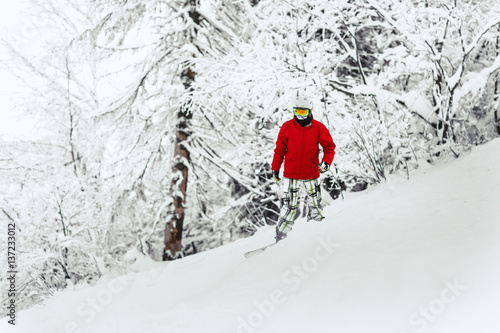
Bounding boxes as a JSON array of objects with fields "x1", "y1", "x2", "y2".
[{"x1": 293, "y1": 108, "x2": 310, "y2": 117}]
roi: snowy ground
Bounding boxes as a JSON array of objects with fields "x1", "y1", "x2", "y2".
[{"x1": 3, "y1": 139, "x2": 500, "y2": 333}]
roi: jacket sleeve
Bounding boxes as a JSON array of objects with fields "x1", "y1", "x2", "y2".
[
  {"x1": 319, "y1": 124, "x2": 335, "y2": 166},
  {"x1": 271, "y1": 125, "x2": 288, "y2": 171}
]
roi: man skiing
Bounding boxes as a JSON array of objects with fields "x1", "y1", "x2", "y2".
[{"x1": 271, "y1": 94, "x2": 336, "y2": 242}]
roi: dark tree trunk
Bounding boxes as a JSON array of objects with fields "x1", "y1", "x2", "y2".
[
  {"x1": 163, "y1": 67, "x2": 195, "y2": 261},
  {"x1": 163, "y1": 1, "x2": 200, "y2": 261}
]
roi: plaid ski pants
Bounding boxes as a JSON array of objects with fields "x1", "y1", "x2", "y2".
[{"x1": 276, "y1": 178, "x2": 324, "y2": 235}]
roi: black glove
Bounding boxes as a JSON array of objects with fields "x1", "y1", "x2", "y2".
[
  {"x1": 272, "y1": 170, "x2": 281, "y2": 182},
  {"x1": 318, "y1": 162, "x2": 330, "y2": 173}
]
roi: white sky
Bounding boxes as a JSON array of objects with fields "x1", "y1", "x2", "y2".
[{"x1": 0, "y1": 0, "x2": 35, "y2": 140}]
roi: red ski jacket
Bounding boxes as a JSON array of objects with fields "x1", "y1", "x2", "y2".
[{"x1": 272, "y1": 118, "x2": 336, "y2": 180}]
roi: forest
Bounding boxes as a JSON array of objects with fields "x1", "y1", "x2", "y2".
[{"x1": 1, "y1": 0, "x2": 499, "y2": 313}]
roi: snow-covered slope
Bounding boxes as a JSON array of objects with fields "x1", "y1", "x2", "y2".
[{"x1": 4, "y1": 139, "x2": 500, "y2": 333}]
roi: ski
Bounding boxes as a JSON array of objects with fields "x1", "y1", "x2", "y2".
[{"x1": 244, "y1": 243, "x2": 276, "y2": 258}]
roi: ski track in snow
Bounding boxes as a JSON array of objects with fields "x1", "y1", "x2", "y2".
[{"x1": 2, "y1": 139, "x2": 500, "y2": 333}]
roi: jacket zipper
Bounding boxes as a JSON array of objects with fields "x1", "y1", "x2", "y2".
[{"x1": 299, "y1": 124, "x2": 305, "y2": 179}]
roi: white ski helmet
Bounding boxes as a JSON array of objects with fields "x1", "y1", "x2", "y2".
[{"x1": 292, "y1": 95, "x2": 312, "y2": 110}]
